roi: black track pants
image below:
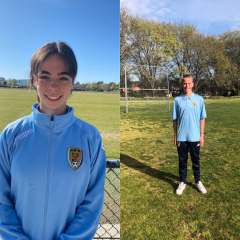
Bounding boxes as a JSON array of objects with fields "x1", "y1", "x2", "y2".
[{"x1": 177, "y1": 141, "x2": 200, "y2": 184}]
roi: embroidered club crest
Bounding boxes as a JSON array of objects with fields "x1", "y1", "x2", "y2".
[
  {"x1": 193, "y1": 102, "x2": 197, "y2": 107},
  {"x1": 66, "y1": 147, "x2": 83, "y2": 171}
]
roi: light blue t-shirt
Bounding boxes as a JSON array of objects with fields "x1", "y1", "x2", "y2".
[{"x1": 172, "y1": 93, "x2": 207, "y2": 142}]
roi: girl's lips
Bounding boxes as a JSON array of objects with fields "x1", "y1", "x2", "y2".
[{"x1": 45, "y1": 95, "x2": 62, "y2": 100}]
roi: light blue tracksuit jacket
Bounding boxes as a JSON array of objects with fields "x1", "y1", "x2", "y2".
[{"x1": 0, "y1": 103, "x2": 106, "y2": 240}]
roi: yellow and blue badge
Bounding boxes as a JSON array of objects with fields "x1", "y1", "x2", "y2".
[
  {"x1": 193, "y1": 102, "x2": 197, "y2": 107},
  {"x1": 66, "y1": 147, "x2": 83, "y2": 171}
]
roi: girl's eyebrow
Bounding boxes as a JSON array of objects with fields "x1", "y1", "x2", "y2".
[
  {"x1": 38, "y1": 71, "x2": 50, "y2": 75},
  {"x1": 38, "y1": 71, "x2": 70, "y2": 76},
  {"x1": 58, "y1": 72, "x2": 70, "y2": 76}
]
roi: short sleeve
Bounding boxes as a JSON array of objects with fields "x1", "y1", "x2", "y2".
[
  {"x1": 172, "y1": 99, "x2": 178, "y2": 120},
  {"x1": 200, "y1": 98, "x2": 207, "y2": 119}
]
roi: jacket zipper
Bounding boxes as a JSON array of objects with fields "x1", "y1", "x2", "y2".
[{"x1": 41, "y1": 120, "x2": 54, "y2": 240}]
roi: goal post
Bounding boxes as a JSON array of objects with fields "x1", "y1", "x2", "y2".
[{"x1": 120, "y1": 64, "x2": 170, "y2": 113}]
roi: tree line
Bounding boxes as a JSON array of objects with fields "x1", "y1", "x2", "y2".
[
  {"x1": 0, "y1": 78, "x2": 119, "y2": 92},
  {"x1": 120, "y1": 8, "x2": 240, "y2": 96},
  {"x1": 74, "y1": 81, "x2": 119, "y2": 91}
]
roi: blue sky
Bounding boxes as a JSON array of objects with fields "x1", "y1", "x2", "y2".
[
  {"x1": 121, "y1": 0, "x2": 240, "y2": 36},
  {"x1": 0, "y1": 0, "x2": 119, "y2": 84}
]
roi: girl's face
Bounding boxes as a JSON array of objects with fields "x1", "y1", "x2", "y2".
[{"x1": 33, "y1": 55, "x2": 74, "y2": 116}]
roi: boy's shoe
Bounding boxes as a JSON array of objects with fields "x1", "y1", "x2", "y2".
[
  {"x1": 176, "y1": 182, "x2": 186, "y2": 195},
  {"x1": 195, "y1": 181, "x2": 207, "y2": 194}
]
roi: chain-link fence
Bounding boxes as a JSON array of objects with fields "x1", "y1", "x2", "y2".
[{"x1": 94, "y1": 160, "x2": 120, "y2": 239}]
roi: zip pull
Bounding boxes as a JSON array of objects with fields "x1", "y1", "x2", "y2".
[{"x1": 51, "y1": 115, "x2": 54, "y2": 121}]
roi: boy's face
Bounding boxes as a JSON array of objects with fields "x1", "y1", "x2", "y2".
[{"x1": 181, "y1": 77, "x2": 194, "y2": 95}]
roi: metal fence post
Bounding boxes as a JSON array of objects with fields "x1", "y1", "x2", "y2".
[{"x1": 124, "y1": 65, "x2": 128, "y2": 113}]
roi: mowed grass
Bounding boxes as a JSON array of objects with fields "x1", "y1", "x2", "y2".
[
  {"x1": 0, "y1": 88, "x2": 119, "y2": 159},
  {"x1": 120, "y1": 100, "x2": 170, "y2": 113},
  {"x1": 121, "y1": 98, "x2": 240, "y2": 239}
]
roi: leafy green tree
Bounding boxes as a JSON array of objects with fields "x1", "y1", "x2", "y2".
[
  {"x1": 85, "y1": 83, "x2": 91, "y2": 90},
  {"x1": 96, "y1": 81, "x2": 104, "y2": 91},
  {"x1": 120, "y1": 7, "x2": 132, "y2": 65},
  {"x1": 0, "y1": 78, "x2": 5, "y2": 85},
  {"x1": 203, "y1": 35, "x2": 231, "y2": 95},
  {"x1": 219, "y1": 30, "x2": 240, "y2": 95},
  {"x1": 90, "y1": 83, "x2": 98, "y2": 91},
  {"x1": 168, "y1": 23, "x2": 210, "y2": 91},
  {"x1": 127, "y1": 16, "x2": 178, "y2": 96},
  {"x1": 110, "y1": 82, "x2": 117, "y2": 90},
  {"x1": 7, "y1": 79, "x2": 12, "y2": 86},
  {"x1": 74, "y1": 82, "x2": 81, "y2": 90},
  {"x1": 80, "y1": 83, "x2": 86, "y2": 90},
  {"x1": 11, "y1": 79, "x2": 17, "y2": 87}
]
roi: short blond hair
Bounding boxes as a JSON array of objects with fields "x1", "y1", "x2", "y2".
[{"x1": 182, "y1": 74, "x2": 193, "y2": 83}]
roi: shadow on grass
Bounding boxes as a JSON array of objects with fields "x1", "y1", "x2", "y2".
[{"x1": 121, "y1": 153, "x2": 195, "y2": 191}]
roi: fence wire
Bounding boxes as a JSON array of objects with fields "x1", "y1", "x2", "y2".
[{"x1": 94, "y1": 160, "x2": 120, "y2": 239}]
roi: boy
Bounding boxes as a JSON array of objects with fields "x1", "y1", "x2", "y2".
[{"x1": 172, "y1": 74, "x2": 207, "y2": 195}]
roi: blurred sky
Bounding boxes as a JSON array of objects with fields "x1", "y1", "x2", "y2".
[
  {"x1": 121, "y1": 0, "x2": 240, "y2": 36},
  {"x1": 0, "y1": 0, "x2": 119, "y2": 84}
]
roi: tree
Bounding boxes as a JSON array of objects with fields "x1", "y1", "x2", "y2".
[
  {"x1": 74, "y1": 82, "x2": 81, "y2": 89},
  {"x1": 80, "y1": 83, "x2": 86, "y2": 90},
  {"x1": 7, "y1": 79, "x2": 17, "y2": 87},
  {"x1": 7, "y1": 79, "x2": 12, "y2": 86},
  {"x1": 0, "y1": 78, "x2": 5, "y2": 86},
  {"x1": 124, "y1": 15, "x2": 178, "y2": 96},
  {"x1": 85, "y1": 83, "x2": 91, "y2": 90},
  {"x1": 109, "y1": 82, "x2": 117, "y2": 91},
  {"x1": 96, "y1": 81, "x2": 104, "y2": 91},
  {"x1": 202, "y1": 35, "x2": 231, "y2": 95},
  {"x1": 91, "y1": 82, "x2": 98, "y2": 91},
  {"x1": 120, "y1": 7, "x2": 133, "y2": 65},
  {"x1": 168, "y1": 23, "x2": 210, "y2": 91},
  {"x1": 23, "y1": 81, "x2": 31, "y2": 88},
  {"x1": 219, "y1": 30, "x2": 240, "y2": 95},
  {"x1": 11, "y1": 79, "x2": 17, "y2": 87}
]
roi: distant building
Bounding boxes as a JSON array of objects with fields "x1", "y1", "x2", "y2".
[{"x1": 16, "y1": 79, "x2": 31, "y2": 85}]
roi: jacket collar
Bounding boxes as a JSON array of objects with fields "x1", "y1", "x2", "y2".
[
  {"x1": 181, "y1": 92, "x2": 195, "y2": 101},
  {"x1": 30, "y1": 103, "x2": 76, "y2": 131}
]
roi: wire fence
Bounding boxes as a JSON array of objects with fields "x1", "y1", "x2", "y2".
[{"x1": 94, "y1": 160, "x2": 120, "y2": 239}]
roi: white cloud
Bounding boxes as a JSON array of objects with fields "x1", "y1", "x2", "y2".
[
  {"x1": 120, "y1": 0, "x2": 169, "y2": 16},
  {"x1": 230, "y1": 25, "x2": 240, "y2": 31},
  {"x1": 156, "y1": 8, "x2": 172, "y2": 16},
  {"x1": 120, "y1": 0, "x2": 240, "y2": 35},
  {"x1": 146, "y1": 16, "x2": 161, "y2": 22}
]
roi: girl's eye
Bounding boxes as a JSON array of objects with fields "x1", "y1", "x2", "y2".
[
  {"x1": 39, "y1": 76, "x2": 49, "y2": 80},
  {"x1": 60, "y1": 77, "x2": 69, "y2": 81}
]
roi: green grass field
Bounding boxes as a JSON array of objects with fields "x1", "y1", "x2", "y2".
[
  {"x1": 0, "y1": 88, "x2": 119, "y2": 159},
  {"x1": 121, "y1": 98, "x2": 240, "y2": 239}
]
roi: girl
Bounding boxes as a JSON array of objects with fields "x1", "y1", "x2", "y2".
[{"x1": 0, "y1": 42, "x2": 106, "y2": 240}]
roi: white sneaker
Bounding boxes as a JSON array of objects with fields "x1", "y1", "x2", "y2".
[
  {"x1": 176, "y1": 182, "x2": 186, "y2": 195},
  {"x1": 195, "y1": 181, "x2": 207, "y2": 194}
]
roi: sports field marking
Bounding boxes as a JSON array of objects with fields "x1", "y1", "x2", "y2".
[
  {"x1": 16, "y1": 107, "x2": 32, "y2": 119},
  {"x1": 101, "y1": 133, "x2": 119, "y2": 139}
]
